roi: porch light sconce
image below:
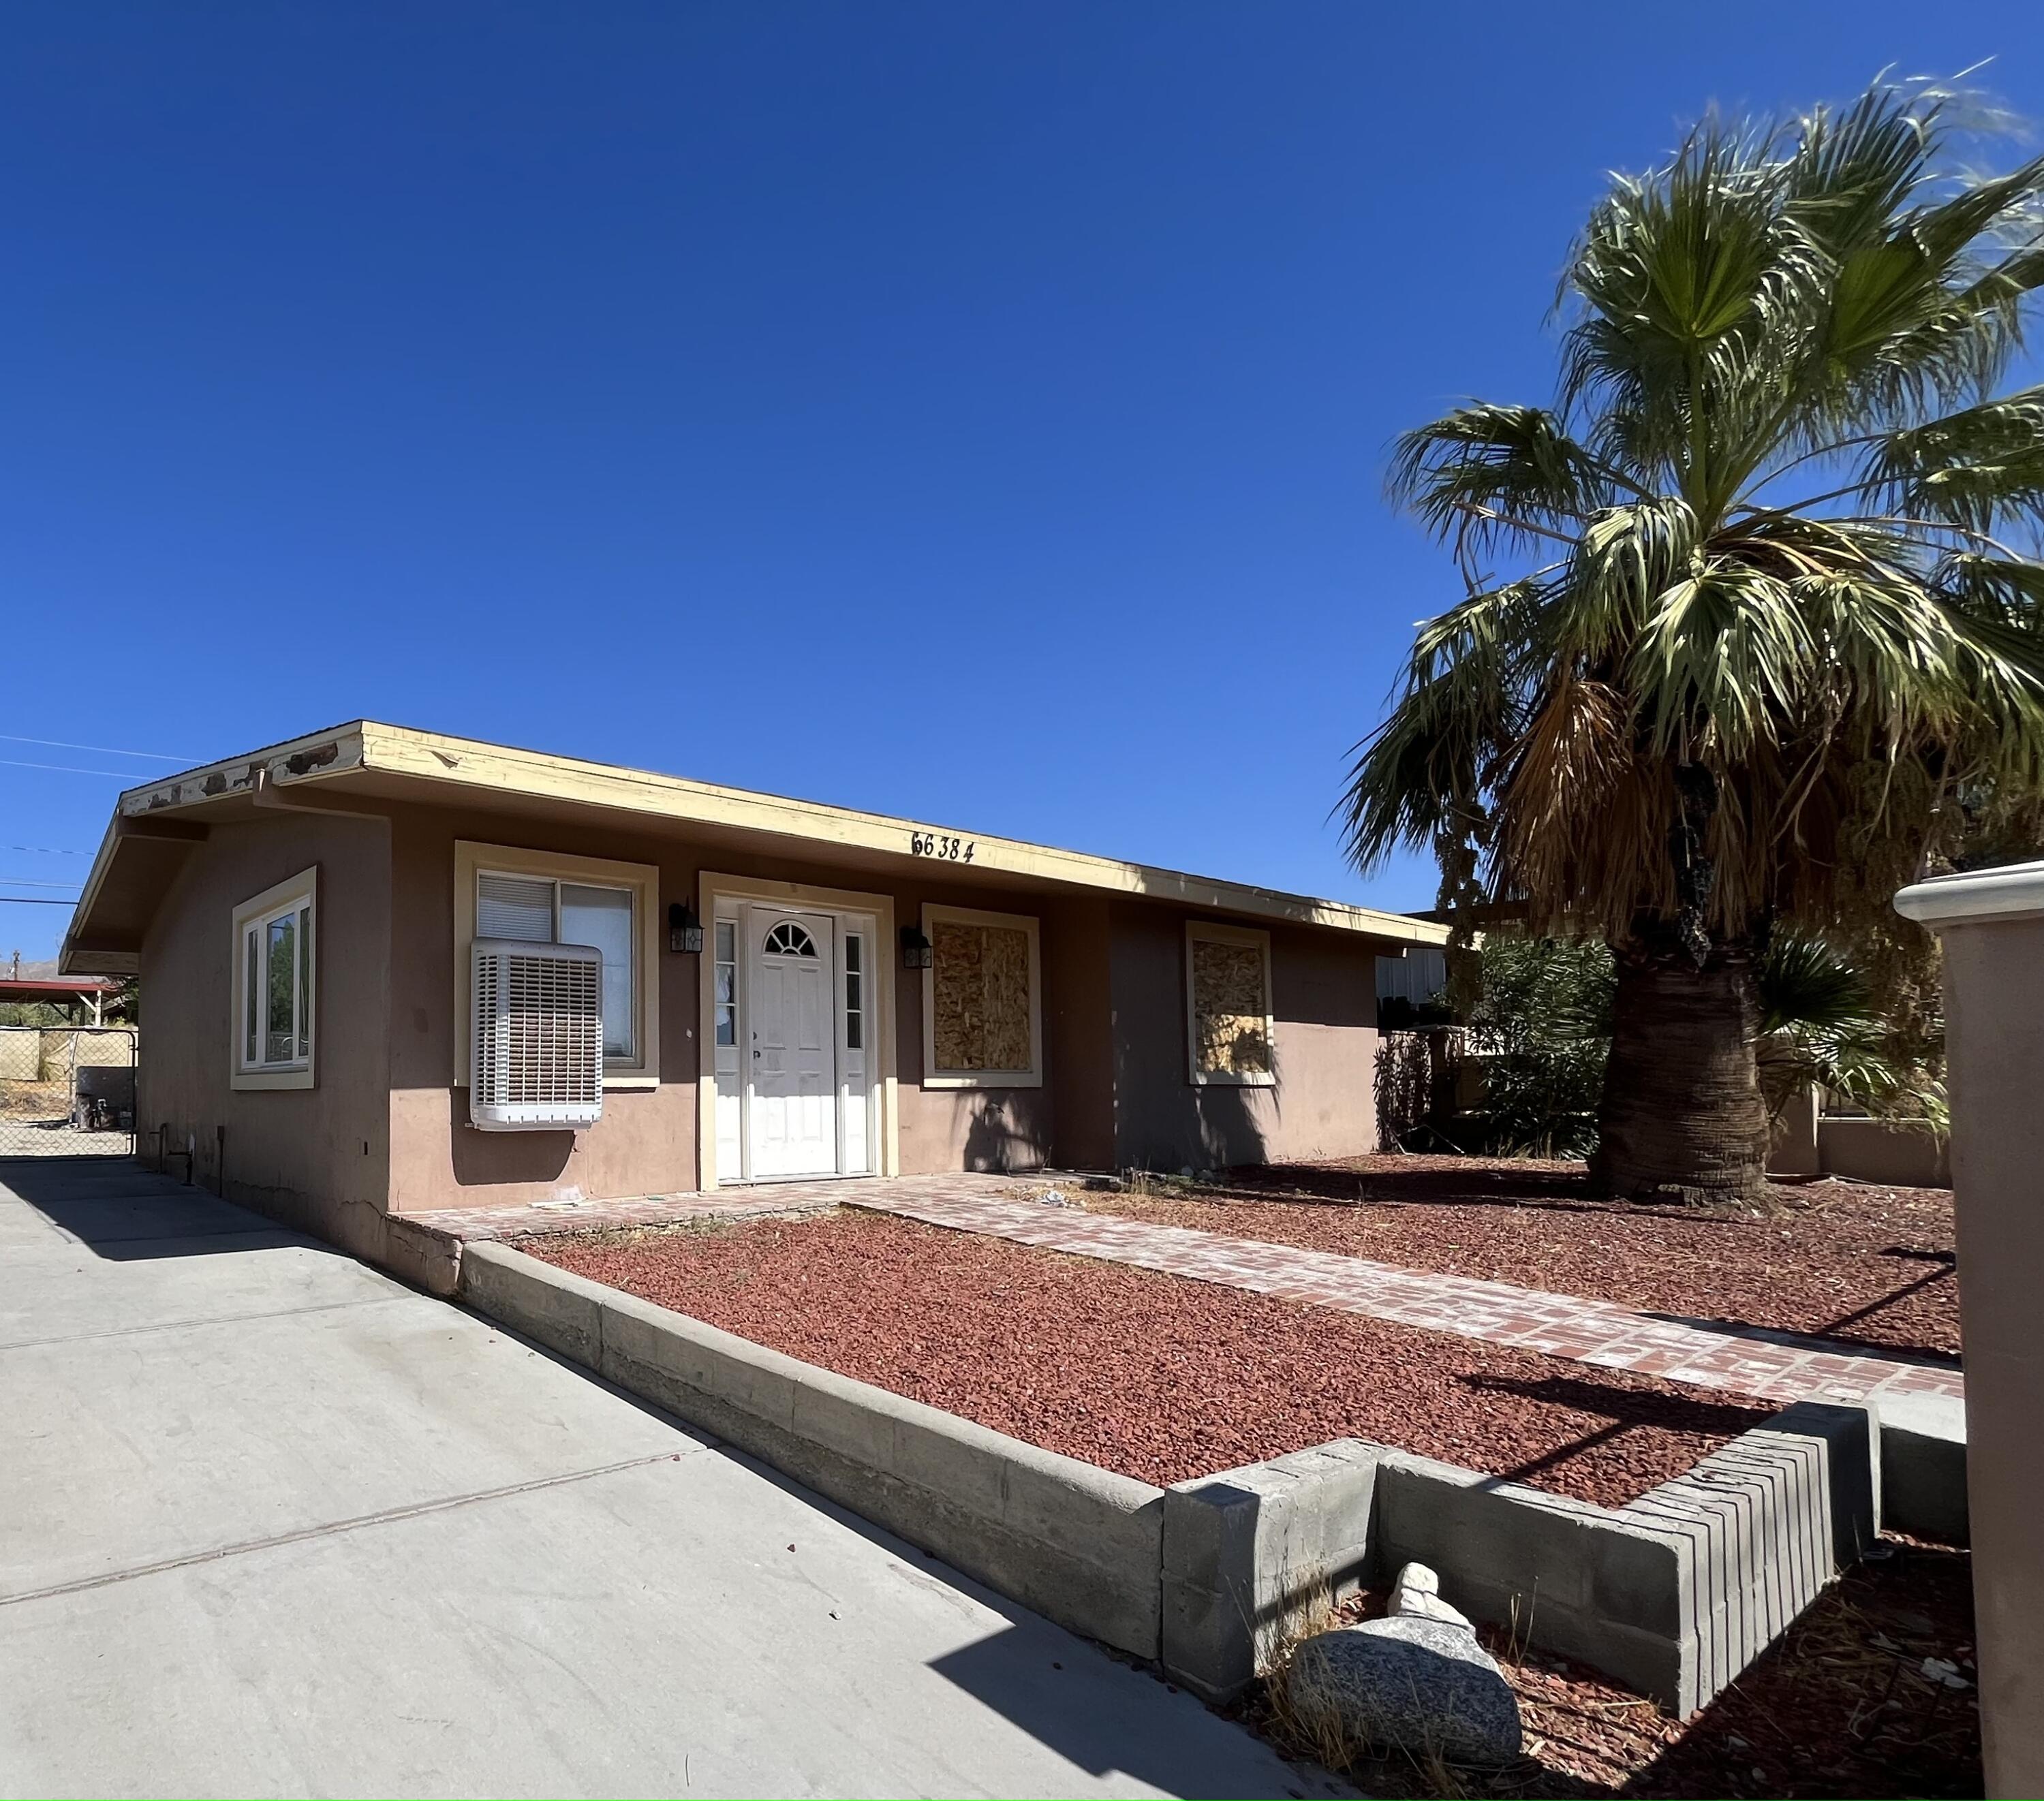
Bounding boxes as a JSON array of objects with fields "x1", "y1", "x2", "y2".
[
  {"x1": 899, "y1": 926, "x2": 934, "y2": 970},
  {"x1": 668, "y1": 902, "x2": 705, "y2": 954}
]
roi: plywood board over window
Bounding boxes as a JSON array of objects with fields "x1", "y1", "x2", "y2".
[
  {"x1": 1186, "y1": 920, "x2": 1275, "y2": 1086},
  {"x1": 923, "y1": 904, "x2": 1042, "y2": 1089}
]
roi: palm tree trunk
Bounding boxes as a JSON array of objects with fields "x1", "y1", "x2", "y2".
[{"x1": 1590, "y1": 926, "x2": 1771, "y2": 1205}]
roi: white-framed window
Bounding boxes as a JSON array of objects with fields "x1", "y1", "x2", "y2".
[
  {"x1": 921, "y1": 903, "x2": 1042, "y2": 1089},
  {"x1": 843, "y1": 930, "x2": 865, "y2": 1052},
  {"x1": 453, "y1": 841, "x2": 660, "y2": 1088},
  {"x1": 231, "y1": 867, "x2": 317, "y2": 1091},
  {"x1": 713, "y1": 919, "x2": 738, "y2": 1049},
  {"x1": 1186, "y1": 920, "x2": 1275, "y2": 1087}
]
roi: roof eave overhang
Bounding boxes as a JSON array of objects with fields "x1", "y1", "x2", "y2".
[{"x1": 82, "y1": 719, "x2": 1450, "y2": 951}]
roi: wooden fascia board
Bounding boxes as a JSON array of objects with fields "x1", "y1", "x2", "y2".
[
  {"x1": 353, "y1": 723, "x2": 1450, "y2": 947},
  {"x1": 59, "y1": 815, "x2": 213, "y2": 975},
  {"x1": 116, "y1": 723, "x2": 368, "y2": 819},
  {"x1": 84, "y1": 717, "x2": 1447, "y2": 950}
]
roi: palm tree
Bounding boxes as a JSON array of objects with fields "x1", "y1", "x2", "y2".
[{"x1": 1344, "y1": 78, "x2": 2044, "y2": 1203}]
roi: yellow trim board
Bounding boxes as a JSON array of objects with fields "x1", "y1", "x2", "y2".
[{"x1": 103, "y1": 719, "x2": 1449, "y2": 948}]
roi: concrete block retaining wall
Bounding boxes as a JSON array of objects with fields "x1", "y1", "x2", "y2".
[
  {"x1": 1162, "y1": 1439, "x2": 1381, "y2": 1700},
  {"x1": 463, "y1": 1242, "x2": 1931, "y2": 1716},
  {"x1": 1870, "y1": 1390, "x2": 1968, "y2": 1546},
  {"x1": 462, "y1": 1241, "x2": 1166, "y2": 1659}
]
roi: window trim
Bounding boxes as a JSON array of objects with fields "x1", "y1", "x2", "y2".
[
  {"x1": 453, "y1": 841, "x2": 660, "y2": 1090},
  {"x1": 921, "y1": 903, "x2": 1043, "y2": 1091},
  {"x1": 1185, "y1": 920, "x2": 1277, "y2": 1089},
  {"x1": 230, "y1": 866, "x2": 318, "y2": 1091}
]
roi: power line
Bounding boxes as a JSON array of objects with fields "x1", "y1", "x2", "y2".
[
  {"x1": 0, "y1": 877, "x2": 82, "y2": 888},
  {"x1": 5, "y1": 845, "x2": 94, "y2": 857},
  {"x1": 0, "y1": 732, "x2": 199, "y2": 763},
  {"x1": 0, "y1": 896, "x2": 78, "y2": 905},
  {"x1": 0, "y1": 757, "x2": 138, "y2": 778}
]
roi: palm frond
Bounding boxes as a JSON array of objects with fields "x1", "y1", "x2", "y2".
[
  {"x1": 1387, "y1": 405, "x2": 1633, "y2": 568},
  {"x1": 1863, "y1": 386, "x2": 2044, "y2": 533},
  {"x1": 1346, "y1": 71, "x2": 2044, "y2": 983},
  {"x1": 1341, "y1": 580, "x2": 1541, "y2": 873}
]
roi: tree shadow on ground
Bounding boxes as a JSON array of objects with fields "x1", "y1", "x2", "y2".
[
  {"x1": 1457, "y1": 1371, "x2": 1771, "y2": 1495},
  {"x1": 1196, "y1": 1157, "x2": 1683, "y2": 1224}
]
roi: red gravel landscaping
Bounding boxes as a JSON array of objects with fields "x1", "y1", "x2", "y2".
[
  {"x1": 1087, "y1": 1156, "x2": 1960, "y2": 1359},
  {"x1": 531, "y1": 1209, "x2": 1769, "y2": 1508}
]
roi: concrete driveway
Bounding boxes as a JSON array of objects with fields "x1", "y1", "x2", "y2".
[{"x1": 0, "y1": 1160, "x2": 1326, "y2": 1800}]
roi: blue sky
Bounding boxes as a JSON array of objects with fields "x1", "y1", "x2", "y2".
[{"x1": 3, "y1": 3, "x2": 2039, "y2": 962}]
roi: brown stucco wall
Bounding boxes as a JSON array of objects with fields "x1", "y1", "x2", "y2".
[
  {"x1": 1938, "y1": 918, "x2": 2044, "y2": 1798},
  {"x1": 1106, "y1": 900, "x2": 1383, "y2": 1174},
  {"x1": 382, "y1": 802, "x2": 1068, "y2": 1206},
  {"x1": 384, "y1": 804, "x2": 703, "y2": 1212},
  {"x1": 1042, "y1": 894, "x2": 1115, "y2": 1172},
  {"x1": 135, "y1": 798, "x2": 1402, "y2": 1221},
  {"x1": 135, "y1": 811, "x2": 394, "y2": 1263}
]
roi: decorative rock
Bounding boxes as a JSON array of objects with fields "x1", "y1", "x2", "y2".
[
  {"x1": 1391, "y1": 1560, "x2": 1440, "y2": 1600},
  {"x1": 1285, "y1": 1616, "x2": 1523, "y2": 1767},
  {"x1": 1389, "y1": 1560, "x2": 1472, "y2": 1631}
]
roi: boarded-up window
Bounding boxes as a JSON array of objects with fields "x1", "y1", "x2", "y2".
[
  {"x1": 929, "y1": 915, "x2": 1036, "y2": 1076},
  {"x1": 1189, "y1": 928, "x2": 1273, "y2": 1081}
]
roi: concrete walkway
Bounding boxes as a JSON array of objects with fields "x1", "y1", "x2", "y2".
[
  {"x1": 848, "y1": 1187, "x2": 1966, "y2": 1411},
  {"x1": 0, "y1": 1160, "x2": 1327, "y2": 1800}
]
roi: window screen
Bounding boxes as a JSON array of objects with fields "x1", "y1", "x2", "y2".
[{"x1": 477, "y1": 873, "x2": 555, "y2": 941}]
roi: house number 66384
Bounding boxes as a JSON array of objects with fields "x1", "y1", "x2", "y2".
[{"x1": 910, "y1": 832, "x2": 974, "y2": 862}]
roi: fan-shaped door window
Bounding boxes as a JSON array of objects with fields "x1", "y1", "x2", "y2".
[{"x1": 762, "y1": 920, "x2": 818, "y2": 958}]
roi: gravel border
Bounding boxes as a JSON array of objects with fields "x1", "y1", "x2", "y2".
[{"x1": 531, "y1": 1210, "x2": 1770, "y2": 1508}]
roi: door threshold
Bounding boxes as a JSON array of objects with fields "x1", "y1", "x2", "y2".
[{"x1": 722, "y1": 1172, "x2": 878, "y2": 1188}]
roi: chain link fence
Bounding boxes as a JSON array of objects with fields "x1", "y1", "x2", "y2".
[{"x1": 0, "y1": 1025, "x2": 137, "y2": 1156}]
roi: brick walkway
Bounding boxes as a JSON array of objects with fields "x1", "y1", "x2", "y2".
[{"x1": 846, "y1": 1187, "x2": 1966, "y2": 1412}]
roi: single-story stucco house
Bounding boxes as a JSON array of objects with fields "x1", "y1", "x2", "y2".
[{"x1": 59, "y1": 721, "x2": 1446, "y2": 1281}]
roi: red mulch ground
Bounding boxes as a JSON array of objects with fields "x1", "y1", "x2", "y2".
[
  {"x1": 533, "y1": 1210, "x2": 1768, "y2": 1507},
  {"x1": 1086, "y1": 1157, "x2": 1960, "y2": 1360},
  {"x1": 1252, "y1": 1538, "x2": 1979, "y2": 1798}
]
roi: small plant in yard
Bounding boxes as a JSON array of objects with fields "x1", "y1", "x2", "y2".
[
  {"x1": 1261, "y1": 1650, "x2": 1472, "y2": 1801},
  {"x1": 1461, "y1": 935, "x2": 1615, "y2": 1157},
  {"x1": 1442, "y1": 927, "x2": 1945, "y2": 1156},
  {"x1": 1753, "y1": 930, "x2": 1948, "y2": 1129}
]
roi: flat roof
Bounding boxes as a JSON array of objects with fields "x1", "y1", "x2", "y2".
[
  {"x1": 0, "y1": 976, "x2": 123, "y2": 998},
  {"x1": 62, "y1": 720, "x2": 1446, "y2": 971}
]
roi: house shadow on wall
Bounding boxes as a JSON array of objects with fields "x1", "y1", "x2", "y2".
[
  {"x1": 950, "y1": 1055, "x2": 1280, "y2": 1178},
  {"x1": 957, "y1": 1091, "x2": 1054, "y2": 1174},
  {"x1": 446, "y1": 1089, "x2": 574, "y2": 1189},
  {"x1": 1117, "y1": 1032, "x2": 1278, "y2": 1178}
]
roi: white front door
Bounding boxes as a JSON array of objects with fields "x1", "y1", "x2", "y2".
[{"x1": 748, "y1": 908, "x2": 838, "y2": 1178}]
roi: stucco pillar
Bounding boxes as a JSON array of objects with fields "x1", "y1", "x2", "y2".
[{"x1": 1895, "y1": 862, "x2": 2044, "y2": 1799}]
